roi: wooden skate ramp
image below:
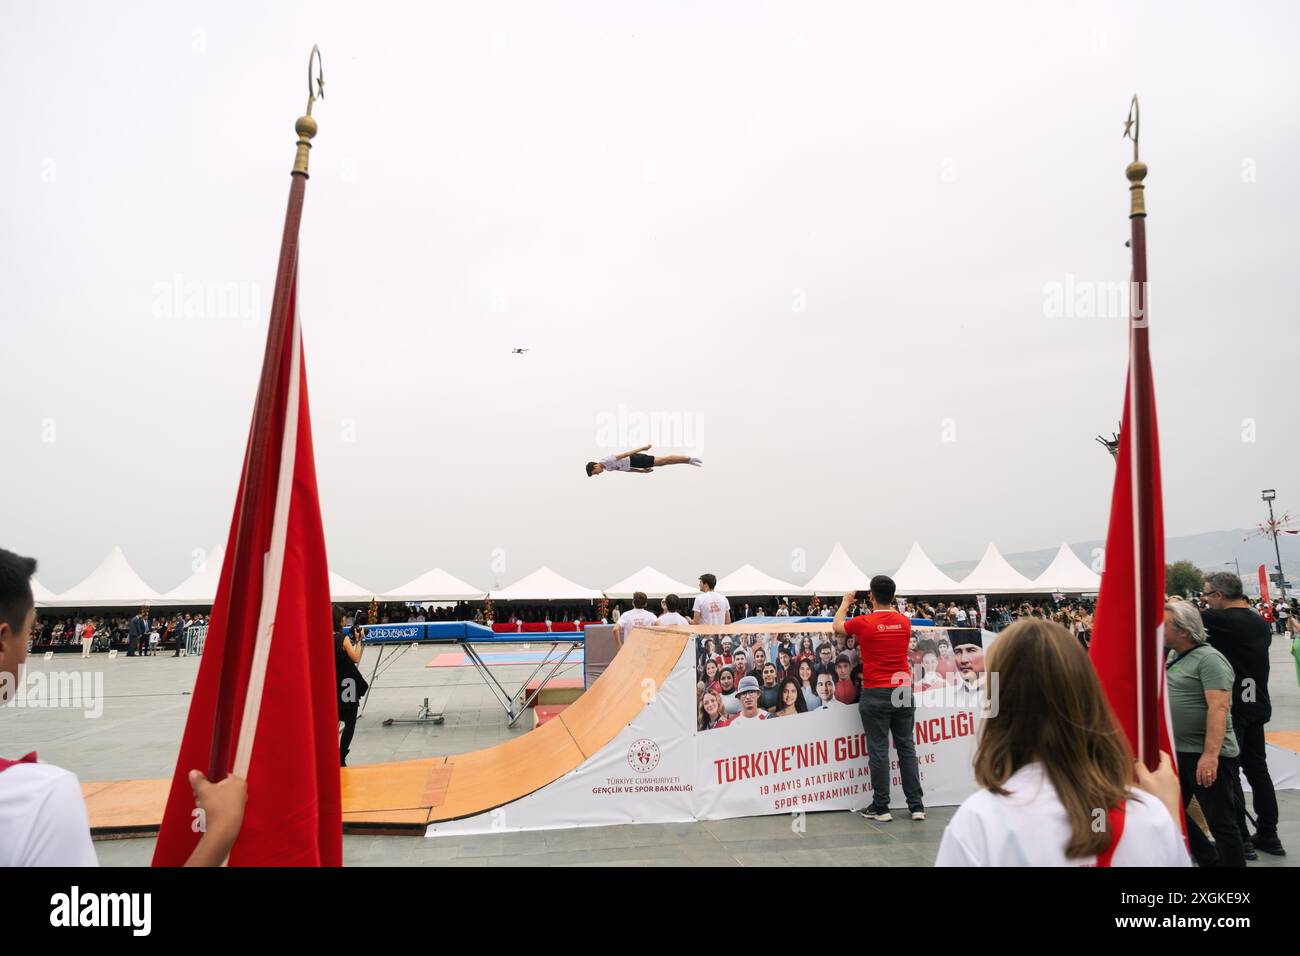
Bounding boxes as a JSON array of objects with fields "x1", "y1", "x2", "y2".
[{"x1": 85, "y1": 628, "x2": 685, "y2": 837}]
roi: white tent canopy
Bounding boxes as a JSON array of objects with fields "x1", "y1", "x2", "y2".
[
  {"x1": 31, "y1": 579, "x2": 56, "y2": 606},
  {"x1": 155, "y1": 546, "x2": 225, "y2": 606},
  {"x1": 954, "y1": 543, "x2": 1037, "y2": 595},
  {"x1": 329, "y1": 571, "x2": 374, "y2": 603},
  {"x1": 804, "y1": 543, "x2": 873, "y2": 595},
  {"x1": 714, "y1": 564, "x2": 809, "y2": 597},
  {"x1": 49, "y1": 547, "x2": 163, "y2": 608},
  {"x1": 604, "y1": 566, "x2": 699, "y2": 601},
  {"x1": 489, "y1": 567, "x2": 604, "y2": 602},
  {"x1": 382, "y1": 567, "x2": 485, "y2": 602},
  {"x1": 1029, "y1": 543, "x2": 1101, "y2": 594},
  {"x1": 892, "y1": 542, "x2": 961, "y2": 595}
]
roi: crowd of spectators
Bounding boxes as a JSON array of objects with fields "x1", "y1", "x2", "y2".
[{"x1": 28, "y1": 611, "x2": 208, "y2": 655}]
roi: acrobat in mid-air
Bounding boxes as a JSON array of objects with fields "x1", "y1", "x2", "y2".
[{"x1": 586, "y1": 444, "x2": 702, "y2": 476}]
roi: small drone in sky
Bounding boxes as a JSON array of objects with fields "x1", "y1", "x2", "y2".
[{"x1": 511, "y1": 347, "x2": 529, "y2": 355}]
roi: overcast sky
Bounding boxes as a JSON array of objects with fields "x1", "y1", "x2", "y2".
[{"x1": 3, "y1": 0, "x2": 1297, "y2": 594}]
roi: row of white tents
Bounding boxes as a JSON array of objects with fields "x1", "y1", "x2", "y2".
[{"x1": 32, "y1": 541, "x2": 1100, "y2": 609}]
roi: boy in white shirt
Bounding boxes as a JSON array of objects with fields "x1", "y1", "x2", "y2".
[
  {"x1": 585, "y1": 444, "x2": 702, "y2": 476},
  {"x1": 0, "y1": 548, "x2": 246, "y2": 866},
  {"x1": 657, "y1": 593, "x2": 691, "y2": 628},
  {"x1": 616, "y1": 591, "x2": 658, "y2": 647},
  {"x1": 692, "y1": 574, "x2": 732, "y2": 625}
]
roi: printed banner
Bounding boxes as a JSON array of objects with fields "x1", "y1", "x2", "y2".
[
  {"x1": 430, "y1": 625, "x2": 991, "y2": 836},
  {"x1": 693, "y1": 626, "x2": 986, "y2": 817}
]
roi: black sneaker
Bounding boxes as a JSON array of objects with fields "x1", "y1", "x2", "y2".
[
  {"x1": 1242, "y1": 839, "x2": 1258, "y2": 861},
  {"x1": 858, "y1": 808, "x2": 893, "y2": 822},
  {"x1": 1252, "y1": 834, "x2": 1286, "y2": 856}
]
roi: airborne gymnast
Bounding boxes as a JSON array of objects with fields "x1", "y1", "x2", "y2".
[{"x1": 585, "y1": 444, "x2": 702, "y2": 477}]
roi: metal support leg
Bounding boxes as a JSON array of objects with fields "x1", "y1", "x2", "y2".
[{"x1": 460, "y1": 641, "x2": 583, "y2": 726}]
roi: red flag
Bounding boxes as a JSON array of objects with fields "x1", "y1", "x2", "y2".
[
  {"x1": 1259, "y1": 566, "x2": 1273, "y2": 622},
  {"x1": 1089, "y1": 143, "x2": 1176, "y2": 771},
  {"x1": 153, "y1": 123, "x2": 341, "y2": 865}
]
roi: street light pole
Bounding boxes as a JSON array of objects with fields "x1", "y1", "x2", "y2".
[{"x1": 1262, "y1": 489, "x2": 1287, "y2": 603}]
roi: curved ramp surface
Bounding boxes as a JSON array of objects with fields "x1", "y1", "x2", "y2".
[
  {"x1": 84, "y1": 628, "x2": 685, "y2": 836},
  {"x1": 342, "y1": 627, "x2": 686, "y2": 825}
]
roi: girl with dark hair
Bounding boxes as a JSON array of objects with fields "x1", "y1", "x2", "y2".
[
  {"x1": 935, "y1": 619, "x2": 1186, "y2": 866},
  {"x1": 795, "y1": 634, "x2": 815, "y2": 665},
  {"x1": 796, "y1": 658, "x2": 820, "y2": 710},
  {"x1": 772, "y1": 676, "x2": 808, "y2": 718},
  {"x1": 702, "y1": 658, "x2": 722, "y2": 696}
]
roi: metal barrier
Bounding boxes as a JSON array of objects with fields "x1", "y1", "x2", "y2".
[{"x1": 186, "y1": 624, "x2": 209, "y2": 656}]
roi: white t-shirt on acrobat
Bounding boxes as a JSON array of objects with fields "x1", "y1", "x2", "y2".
[
  {"x1": 0, "y1": 761, "x2": 99, "y2": 867},
  {"x1": 600, "y1": 455, "x2": 630, "y2": 473},
  {"x1": 618, "y1": 608, "x2": 658, "y2": 642},
  {"x1": 657, "y1": 612, "x2": 691, "y2": 628},
  {"x1": 693, "y1": 592, "x2": 731, "y2": 625},
  {"x1": 934, "y1": 762, "x2": 1190, "y2": 867}
]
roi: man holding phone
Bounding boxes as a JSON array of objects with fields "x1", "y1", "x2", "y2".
[{"x1": 834, "y1": 574, "x2": 924, "y2": 823}]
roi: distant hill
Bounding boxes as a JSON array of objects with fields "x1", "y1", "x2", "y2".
[{"x1": 936, "y1": 529, "x2": 1298, "y2": 594}]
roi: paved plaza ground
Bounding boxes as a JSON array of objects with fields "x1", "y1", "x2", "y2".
[{"x1": 5, "y1": 637, "x2": 1298, "y2": 866}]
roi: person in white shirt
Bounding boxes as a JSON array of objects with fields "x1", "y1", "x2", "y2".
[
  {"x1": 616, "y1": 591, "x2": 658, "y2": 647},
  {"x1": 692, "y1": 574, "x2": 731, "y2": 626},
  {"x1": 935, "y1": 618, "x2": 1188, "y2": 867},
  {"x1": 657, "y1": 593, "x2": 691, "y2": 628},
  {"x1": 0, "y1": 547, "x2": 246, "y2": 867},
  {"x1": 585, "y1": 444, "x2": 702, "y2": 476}
]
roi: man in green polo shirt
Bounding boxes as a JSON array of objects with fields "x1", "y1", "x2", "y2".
[{"x1": 1164, "y1": 600, "x2": 1245, "y2": 867}]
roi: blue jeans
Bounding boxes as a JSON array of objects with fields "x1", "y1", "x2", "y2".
[{"x1": 858, "y1": 687, "x2": 924, "y2": 813}]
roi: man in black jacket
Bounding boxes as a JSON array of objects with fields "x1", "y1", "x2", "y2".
[
  {"x1": 1201, "y1": 571, "x2": 1286, "y2": 857},
  {"x1": 127, "y1": 609, "x2": 148, "y2": 657}
]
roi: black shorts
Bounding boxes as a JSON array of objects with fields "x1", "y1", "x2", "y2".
[{"x1": 630, "y1": 453, "x2": 655, "y2": 469}]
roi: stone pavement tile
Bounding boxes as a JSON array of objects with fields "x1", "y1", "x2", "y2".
[
  {"x1": 492, "y1": 845, "x2": 689, "y2": 867},
  {"x1": 417, "y1": 830, "x2": 553, "y2": 860},
  {"x1": 872, "y1": 821, "x2": 950, "y2": 846},
  {"x1": 680, "y1": 843, "x2": 735, "y2": 866},
  {"x1": 704, "y1": 831, "x2": 895, "y2": 857},
  {"x1": 799, "y1": 810, "x2": 887, "y2": 834},
  {"x1": 776, "y1": 848, "x2": 872, "y2": 867},
  {"x1": 583, "y1": 827, "x2": 663, "y2": 850},
  {"x1": 93, "y1": 837, "x2": 157, "y2": 866},
  {"x1": 541, "y1": 827, "x2": 598, "y2": 851},
  {"x1": 703, "y1": 814, "x2": 826, "y2": 843},
  {"x1": 626, "y1": 822, "x2": 700, "y2": 847},
  {"x1": 434, "y1": 835, "x2": 512, "y2": 859}
]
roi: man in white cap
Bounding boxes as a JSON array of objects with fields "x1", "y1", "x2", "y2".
[{"x1": 728, "y1": 675, "x2": 767, "y2": 725}]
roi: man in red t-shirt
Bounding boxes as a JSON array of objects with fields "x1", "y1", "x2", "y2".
[{"x1": 836, "y1": 574, "x2": 924, "y2": 823}]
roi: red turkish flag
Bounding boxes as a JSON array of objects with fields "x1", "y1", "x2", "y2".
[
  {"x1": 153, "y1": 175, "x2": 341, "y2": 865},
  {"x1": 1089, "y1": 232, "x2": 1176, "y2": 771},
  {"x1": 1259, "y1": 566, "x2": 1273, "y2": 622}
]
